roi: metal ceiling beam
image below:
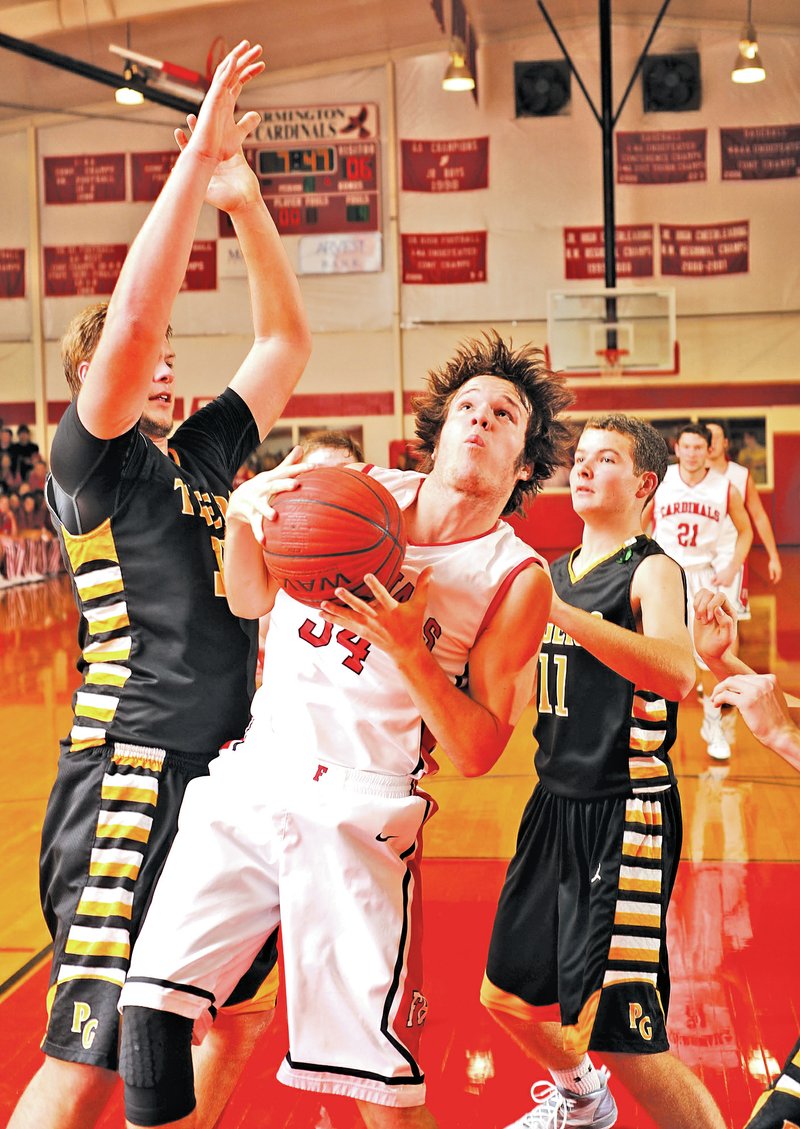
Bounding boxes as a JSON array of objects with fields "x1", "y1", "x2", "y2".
[{"x1": 0, "y1": 29, "x2": 199, "y2": 115}]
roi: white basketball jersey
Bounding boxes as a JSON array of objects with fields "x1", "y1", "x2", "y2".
[
  {"x1": 714, "y1": 460, "x2": 749, "y2": 565},
  {"x1": 252, "y1": 467, "x2": 541, "y2": 777},
  {"x1": 652, "y1": 464, "x2": 730, "y2": 568}
]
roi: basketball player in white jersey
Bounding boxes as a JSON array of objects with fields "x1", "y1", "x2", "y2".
[
  {"x1": 116, "y1": 334, "x2": 570, "y2": 1129},
  {"x1": 643, "y1": 424, "x2": 751, "y2": 761},
  {"x1": 704, "y1": 420, "x2": 782, "y2": 746}
]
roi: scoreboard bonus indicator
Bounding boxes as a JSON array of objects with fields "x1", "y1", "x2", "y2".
[{"x1": 218, "y1": 139, "x2": 380, "y2": 238}]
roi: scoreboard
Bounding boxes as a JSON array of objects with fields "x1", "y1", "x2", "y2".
[{"x1": 218, "y1": 103, "x2": 381, "y2": 239}]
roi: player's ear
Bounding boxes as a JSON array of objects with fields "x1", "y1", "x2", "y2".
[
  {"x1": 77, "y1": 360, "x2": 91, "y2": 386},
  {"x1": 637, "y1": 470, "x2": 658, "y2": 499}
]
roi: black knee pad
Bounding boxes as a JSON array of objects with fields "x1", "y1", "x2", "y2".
[{"x1": 120, "y1": 1006, "x2": 196, "y2": 1127}]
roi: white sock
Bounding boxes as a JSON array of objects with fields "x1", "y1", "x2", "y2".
[{"x1": 550, "y1": 1056, "x2": 603, "y2": 1095}]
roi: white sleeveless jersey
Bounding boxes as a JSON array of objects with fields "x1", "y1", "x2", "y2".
[
  {"x1": 251, "y1": 466, "x2": 541, "y2": 777},
  {"x1": 714, "y1": 460, "x2": 748, "y2": 565},
  {"x1": 652, "y1": 464, "x2": 730, "y2": 569}
]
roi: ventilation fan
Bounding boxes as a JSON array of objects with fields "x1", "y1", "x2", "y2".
[
  {"x1": 642, "y1": 52, "x2": 701, "y2": 112},
  {"x1": 514, "y1": 60, "x2": 571, "y2": 117}
]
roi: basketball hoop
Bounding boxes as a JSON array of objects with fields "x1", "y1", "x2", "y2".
[{"x1": 595, "y1": 347, "x2": 629, "y2": 378}]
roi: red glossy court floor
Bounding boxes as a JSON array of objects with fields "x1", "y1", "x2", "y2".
[{"x1": 1, "y1": 547, "x2": 798, "y2": 1129}]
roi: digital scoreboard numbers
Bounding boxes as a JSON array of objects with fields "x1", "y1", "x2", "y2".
[{"x1": 217, "y1": 103, "x2": 381, "y2": 239}]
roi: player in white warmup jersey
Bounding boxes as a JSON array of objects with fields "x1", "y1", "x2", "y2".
[
  {"x1": 704, "y1": 420, "x2": 782, "y2": 747},
  {"x1": 117, "y1": 333, "x2": 570, "y2": 1129},
  {"x1": 644, "y1": 424, "x2": 751, "y2": 761}
]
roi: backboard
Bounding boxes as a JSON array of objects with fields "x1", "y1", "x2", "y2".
[{"x1": 546, "y1": 288, "x2": 678, "y2": 376}]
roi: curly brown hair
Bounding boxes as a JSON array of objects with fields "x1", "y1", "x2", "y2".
[{"x1": 412, "y1": 332, "x2": 574, "y2": 515}]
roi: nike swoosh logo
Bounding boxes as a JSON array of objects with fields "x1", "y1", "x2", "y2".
[{"x1": 376, "y1": 833, "x2": 397, "y2": 842}]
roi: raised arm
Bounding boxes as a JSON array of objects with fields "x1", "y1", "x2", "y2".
[
  {"x1": 77, "y1": 41, "x2": 265, "y2": 440},
  {"x1": 174, "y1": 111, "x2": 312, "y2": 438},
  {"x1": 743, "y1": 475, "x2": 782, "y2": 583},
  {"x1": 713, "y1": 484, "x2": 752, "y2": 587},
  {"x1": 549, "y1": 553, "x2": 695, "y2": 702},
  {"x1": 320, "y1": 563, "x2": 553, "y2": 777}
]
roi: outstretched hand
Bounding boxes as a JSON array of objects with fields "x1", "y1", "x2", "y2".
[
  {"x1": 320, "y1": 568, "x2": 433, "y2": 664},
  {"x1": 174, "y1": 40, "x2": 264, "y2": 203},
  {"x1": 227, "y1": 446, "x2": 308, "y2": 543},
  {"x1": 710, "y1": 672, "x2": 793, "y2": 751},
  {"x1": 692, "y1": 587, "x2": 736, "y2": 663}
]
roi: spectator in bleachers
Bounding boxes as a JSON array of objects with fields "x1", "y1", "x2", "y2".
[
  {"x1": 1, "y1": 452, "x2": 22, "y2": 494},
  {"x1": 0, "y1": 493, "x2": 17, "y2": 537},
  {"x1": 25, "y1": 452, "x2": 48, "y2": 492},
  {"x1": 10, "y1": 423, "x2": 39, "y2": 480}
]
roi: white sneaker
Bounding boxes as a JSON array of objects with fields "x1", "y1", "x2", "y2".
[
  {"x1": 503, "y1": 1065, "x2": 618, "y2": 1129},
  {"x1": 700, "y1": 713, "x2": 731, "y2": 761}
]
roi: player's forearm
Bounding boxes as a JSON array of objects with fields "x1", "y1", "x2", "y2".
[
  {"x1": 702, "y1": 647, "x2": 751, "y2": 682},
  {"x1": 106, "y1": 149, "x2": 215, "y2": 347},
  {"x1": 230, "y1": 199, "x2": 311, "y2": 348},
  {"x1": 223, "y1": 519, "x2": 273, "y2": 618},
  {"x1": 730, "y1": 528, "x2": 753, "y2": 572},
  {"x1": 393, "y1": 646, "x2": 515, "y2": 777},
  {"x1": 552, "y1": 600, "x2": 695, "y2": 700},
  {"x1": 751, "y1": 508, "x2": 780, "y2": 558}
]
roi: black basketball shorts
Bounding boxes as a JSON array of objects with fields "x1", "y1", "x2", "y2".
[
  {"x1": 38, "y1": 740, "x2": 279, "y2": 1070},
  {"x1": 485, "y1": 781, "x2": 682, "y2": 1055}
]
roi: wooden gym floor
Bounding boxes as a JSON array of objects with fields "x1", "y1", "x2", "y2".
[{"x1": 0, "y1": 545, "x2": 798, "y2": 1128}]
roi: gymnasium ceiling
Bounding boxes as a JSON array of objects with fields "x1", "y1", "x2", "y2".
[{"x1": 0, "y1": 0, "x2": 796, "y2": 126}]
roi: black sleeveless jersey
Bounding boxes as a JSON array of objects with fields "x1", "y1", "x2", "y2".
[
  {"x1": 534, "y1": 534, "x2": 682, "y2": 800},
  {"x1": 48, "y1": 389, "x2": 259, "y2": 756}
]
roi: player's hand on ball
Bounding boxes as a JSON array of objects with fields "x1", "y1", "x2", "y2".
[
  {"x1": 321, "y1": 568, "x2": 432, "y2": 663},
  {"x1": 227, "y1": 447, "x2": 308, "y2": 543},
  {"x1": 692, "y1": 587, "x2": 736, "y2": 662}
]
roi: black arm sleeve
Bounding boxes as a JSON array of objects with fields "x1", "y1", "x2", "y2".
[{"x1": 49, "y1": 401, "x2": 138, "y2": 535}]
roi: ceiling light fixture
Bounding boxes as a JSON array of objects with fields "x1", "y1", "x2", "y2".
[
  {"x1": 731, "y1": 0, "x2": 766, "y2": 84},
  {"x1": 442, "y1": 38, "x2": 475, "y2": 92},
  {"x1": 115, "y1": 24, "x2": 145, "y2": 106},
  {"x1": 115, "y1": 62, "x2": 145, "y2": 105}
]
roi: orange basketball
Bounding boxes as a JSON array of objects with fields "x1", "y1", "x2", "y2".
[{"x1": 261, "y1": 467, "x2": 407, "y2": 608}]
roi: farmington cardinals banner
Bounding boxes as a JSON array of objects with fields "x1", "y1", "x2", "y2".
[
  {"x1": 0, "y1": 249, "x2": 25, "y2": 299},
  {"x1": 402, "y1": 231, "x2": 486, "y2": 284},
  {"x1": 660, "y1": 221, "x2": 749, "y2": 276},
  {"x1": 43, "y1": 154, "x2": 126, "y2": 205},
  {"x1": 564, "y1": 225, "x2": 654, "y2": 279},
  {"x1": 401, "y1": 138, "x2": 489, "y2": 192},
  {"x1": 721, "y1": 125, "x2": 800, "y2": 180},
  {"x1": 616, "y1": 129, "x2": 706, "y2": 184},
  {"x1": 180, "y1": 241, "x2": 217, "y2": 291}
]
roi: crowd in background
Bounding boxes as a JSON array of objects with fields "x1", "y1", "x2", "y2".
[{"x1": 0, "y1": 422, "x2": 62, "y2": 586}]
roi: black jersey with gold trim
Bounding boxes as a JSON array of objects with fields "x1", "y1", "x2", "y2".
[
  {"x1": 534, "y1": 535, "x2": 682, "y2": 800},
  {"x1": 48, "y1": 389, "x2": 259, "y2": 756}
]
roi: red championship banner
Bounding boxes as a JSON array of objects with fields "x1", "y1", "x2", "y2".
[
  {"x1": 616, "y1": 129, "x2": 706, "y2": 184},
  {"x1": 564, "y1": 226, "x2": 654, "y2": 279},
  {"x1": 401, "y1": 138, "x2": 489, "y2": 193},
  {"x1": 44, "y1": 244, "x2": 127, "y2": 296},
  {"x1": 181, "y1": 241, "x2": 217, "y2": 291},
  {"x1": 44, "y1": 154, "x2": 126, "y2": 204},
  {"x1": 721, "y1": 125, "x2": 800, "y2": 180},
  {"x1": 0, "y1": 249, "x2": 25, "y2": 299},
  {"x1": 401, "y1": 231, "x2": 486, "y2": 284},
  {"x1": 660, "y1": 221, "x2": 749, "y2": 277},
  {"x1": 131, "y1": 151, "x2": 178, "y2": 201}
]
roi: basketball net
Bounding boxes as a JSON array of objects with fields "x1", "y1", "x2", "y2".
[{"x1": 595, "y1": 347, "x2": 629, "y2": 378}]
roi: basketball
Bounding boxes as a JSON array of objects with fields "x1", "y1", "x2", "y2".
[{"x1": 261, "y1": 467, "x2": 407, "y2": 608}]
